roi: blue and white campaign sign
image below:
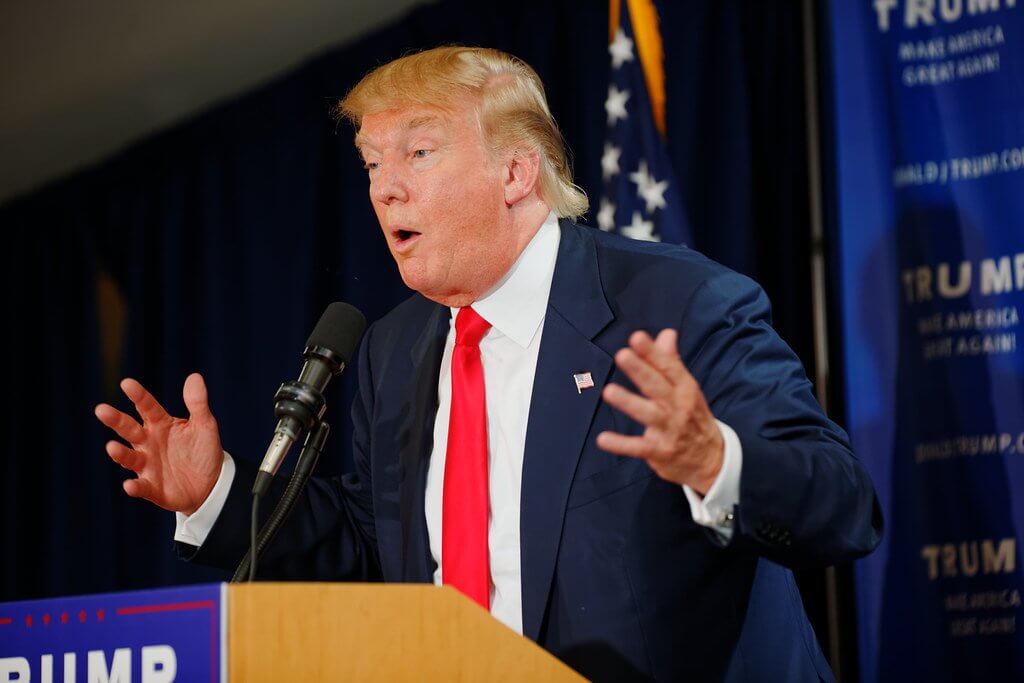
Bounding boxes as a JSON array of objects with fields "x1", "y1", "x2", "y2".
[
  {"x1": 0, "y1": 584, "x2": 224, "y2": 682},
  {"x1": 828, "y1": 0, "x2": 1024, "y2": 680}
]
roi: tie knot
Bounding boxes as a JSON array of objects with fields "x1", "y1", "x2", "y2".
[{"x1": 455, "y1": 306, "x2": 491, "y2": 347}]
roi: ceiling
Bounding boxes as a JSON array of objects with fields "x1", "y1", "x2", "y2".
[{"x1": 0, "y1": 0, "x2": 427, "y2": 204}]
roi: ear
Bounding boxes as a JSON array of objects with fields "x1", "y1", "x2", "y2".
[{"x1": 502, "y1": 147, "x2": 541, "y2": 207}]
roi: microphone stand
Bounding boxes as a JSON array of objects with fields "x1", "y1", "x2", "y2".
[{"x1": 231, "y1": 421, "x2": 331, "y2": 583}]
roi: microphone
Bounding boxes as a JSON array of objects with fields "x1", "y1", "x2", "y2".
[{"x1": 252, "y1": 302, "x2": 367, "y2": 497}]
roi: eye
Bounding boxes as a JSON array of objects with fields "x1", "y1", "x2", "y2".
[
  {"x1": 363, "y1": 160, "x2": 380, "y2": 171},
  {"x1": 412, "y1": 149, "x2": 432, "y2": 159}
]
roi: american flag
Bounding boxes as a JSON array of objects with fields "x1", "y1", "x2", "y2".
[
  {"x1": 598, "y1": 0, "x2": 691, "y2": 245},
  {"x1": 573, "y1": 372, "x2": 595, "y2": 393}
]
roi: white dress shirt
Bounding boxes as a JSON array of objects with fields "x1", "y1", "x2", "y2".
[{"x1": 175, "y1": 210, "x2": 743, "y2": 634}]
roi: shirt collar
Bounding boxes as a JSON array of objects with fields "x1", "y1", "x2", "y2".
[{"x1": 451, "y1": 210, "x2": 561, "y2": 349}]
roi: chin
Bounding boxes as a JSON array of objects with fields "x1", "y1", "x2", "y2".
[
  {"x1": 397, "y1": 263, "x2": 433, "y2": 296},
  {"x1": 400, "y1": 272, "x2": 464, "y2": 306}
]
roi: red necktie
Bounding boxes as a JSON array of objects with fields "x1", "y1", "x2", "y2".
[{"x1": 442, "y1": 306, "x2": 492, "y2": 609}]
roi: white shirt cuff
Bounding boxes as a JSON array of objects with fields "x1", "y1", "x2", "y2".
[
  {"x1": 173, "y1": 452, "x2": 236, "y2": 547},
  {"x1": 682, "y1": 420, "x2": 742, "y2": 541}
]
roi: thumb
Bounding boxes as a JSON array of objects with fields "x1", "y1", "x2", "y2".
[{"x1": 183, "y1": 372, "x2": 213, "y2": 421}]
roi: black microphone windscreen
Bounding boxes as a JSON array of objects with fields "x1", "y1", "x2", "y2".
[{"x1": 306, "y1": 302, "x2": 367, "y2": 362}]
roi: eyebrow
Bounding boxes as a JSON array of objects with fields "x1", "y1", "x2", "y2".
[{"x1": 354, "y1": 114, "x2": 444, "y2": 150}]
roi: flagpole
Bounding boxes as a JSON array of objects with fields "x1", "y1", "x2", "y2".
[{"x1": 800, "y1": 0, "x2": 845, "y2": 679}]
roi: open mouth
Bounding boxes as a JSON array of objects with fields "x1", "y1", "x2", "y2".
[{"x1": 392, "y1": 228, "x2": 422, "y2": 249}]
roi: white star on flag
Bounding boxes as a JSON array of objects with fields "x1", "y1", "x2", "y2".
[
  {"x1": 627, "y1": 160, "x2": 669, "y2": 212},
  {"x1": 601, "y1": 143, "x2": 622, "y2": 180},
  {"x1": 639, "y1": 177, "x2": 668, "y2": 213},
  {"x1": 608, "y1": 28, "x2": 635, "y2": 69},
  {"x1": 629, "y1": 159, "x2": 653, "y2": 194},
  {"x1": 597, "y1": 198, "x2": 616, "y2": 232},
  {"x1": 621, "y1": 211, "x2": 659, "y2": 242},
  {"x1": 605, "y1": 85, "x2": 630, "y2": 125}
]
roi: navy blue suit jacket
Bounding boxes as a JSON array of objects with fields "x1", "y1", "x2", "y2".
[{"x1": 191, "y1": 219, "x2": 882, "y2": 681}]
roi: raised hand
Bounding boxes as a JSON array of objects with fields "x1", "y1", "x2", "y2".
[
  {"x1": 95, "y1": 373, "x2": 224, "y2": 515},
  {"x1": 597, "y1": 329, "x2": 724, "y2": 495}
]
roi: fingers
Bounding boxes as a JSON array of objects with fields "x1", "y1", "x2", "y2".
[
  {"x1": 120, "y1": 378, "x2": 171, "y2": 425},
  {"x1": 653, "y1": 328, "x2": 681, "y2": 361},
  {"x1": 106, "y1": 440, "x2": 143, "y2": 473},
  {"x1": 629, "y1": 329, "x2": 691, "y2": 383},
  {"x1": 122, "y1": 477, "x2": 154, "y2": 500},
  {"x1": 595, "y1": 431, "x2": 651, "y2": 459},
  {"x1": 612, "y1": 329, "x2": 695, "y2": 402},
  {"x1": 182, "y1": 373, "x2": 213, "y2": 422},
  {"x1": 94, "y1": 404, "x2": 145, "y2": 444},
  {"x1": 614, "y1": 345, "x2": 673, "y2": 400},
  {"x1": 602, "y1": 383, "x2": 663, "y2": 426}
]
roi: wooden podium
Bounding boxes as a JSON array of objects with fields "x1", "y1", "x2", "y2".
[
  {"x1": 0, "y1": 582, "x2": 583, "y2": 681},
  {"x1": 228, "y1": 583, "x2": 583, "y2": 681}
]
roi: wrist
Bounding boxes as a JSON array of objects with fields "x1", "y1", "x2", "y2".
[
  {"x1": 184, "y1": 454, "x2": 224, "y2": 516},
  {"x1": 689, "y1": 435, "x2": 724, "y2": 496}
]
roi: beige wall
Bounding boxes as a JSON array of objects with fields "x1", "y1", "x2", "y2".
[{"x1": 0, "y1": 0, "x2": 428, "y2": 204}]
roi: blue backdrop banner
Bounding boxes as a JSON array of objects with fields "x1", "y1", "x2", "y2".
[{"x1": 827, "y1": 1, "x2": 1024, "y2": 680}]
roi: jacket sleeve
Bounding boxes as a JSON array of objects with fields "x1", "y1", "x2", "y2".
[
  {"x1": 679, "y1": 270, "x2": 883, "y2": 568},
  {"x1": 181, "y1": 323, "x2": 383, "y2": 581}
]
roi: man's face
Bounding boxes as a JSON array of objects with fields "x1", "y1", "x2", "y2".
[{"x1": 357, "y1": 101, "x2": 520, "y2": 306}]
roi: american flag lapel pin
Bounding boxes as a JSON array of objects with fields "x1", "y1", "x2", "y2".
[{"x1": 573, "y1": 372, "x2": 595, "y2": 394}]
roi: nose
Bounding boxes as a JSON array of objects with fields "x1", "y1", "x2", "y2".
[{"x1": 370, "y1": 161, "x2": 409, "y2": 206}]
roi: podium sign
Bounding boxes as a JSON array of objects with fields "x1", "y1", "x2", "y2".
[
  {"x1": 0, "y1": 584, "x2": 224, "y2": 682},
  {"x1": 1, "y1": 583, "x2": 582, "y2": 681}
]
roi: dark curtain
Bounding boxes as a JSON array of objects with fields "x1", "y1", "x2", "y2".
[{"x1": 2, "y1": 0, "x2": 819, "y2": 639}]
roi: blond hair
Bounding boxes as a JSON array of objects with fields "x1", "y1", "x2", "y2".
[{"x1": 338, "y1": 46, "x2": 589, "y2": 219}]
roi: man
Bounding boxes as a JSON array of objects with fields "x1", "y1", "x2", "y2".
[{"x1": 95, "y1": 47, "x2": 881, "y2": 681}]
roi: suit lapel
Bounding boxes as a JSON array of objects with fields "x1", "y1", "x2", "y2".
[
  {"x1": 398, "y1": 303, "x2": 449, "y2": 583},
  {"x1": 520, "y1": 220, "x2": 614, "y2": 640}
]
